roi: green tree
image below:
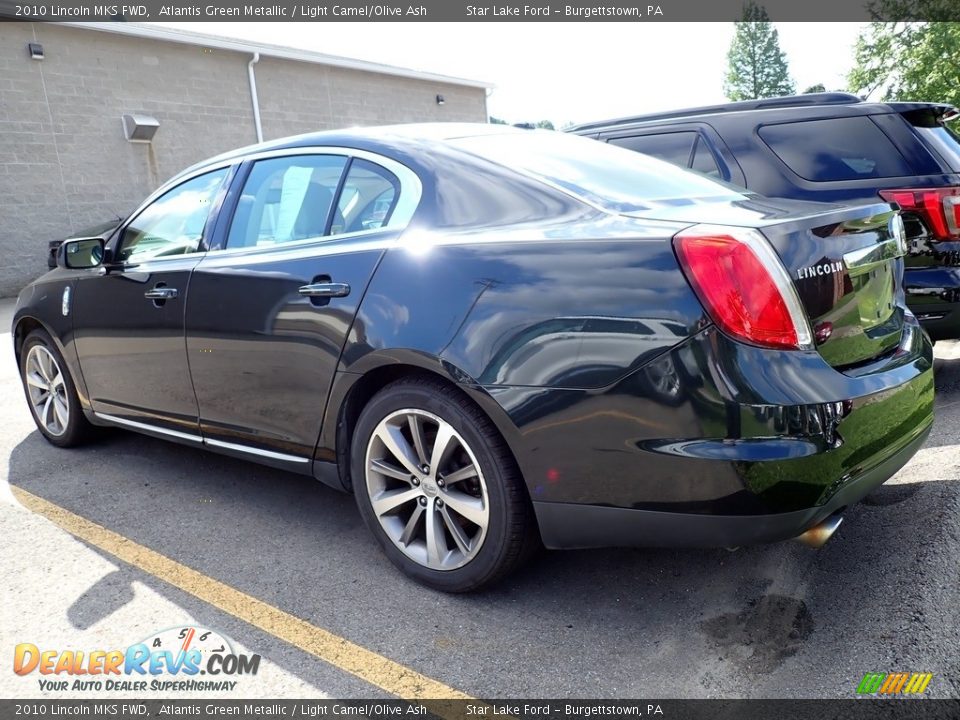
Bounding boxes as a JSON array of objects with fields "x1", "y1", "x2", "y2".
[
  {"x1": 535, "y1": 120, "x2": 556, "y2": 130},
  {"x1": 803, "y1": 83, "x2": 827, "y2": 93},
  {"x1": 848, "y1": 22, "x2": 960, "y2": 106},
  {"x1": 489, "y1": 116, "x2": 508, "y2": 125},
  {"x1": 724, "y1": 1, "x2": 796, "y2": 101}
]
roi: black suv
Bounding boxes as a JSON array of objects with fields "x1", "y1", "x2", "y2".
[{"x1": 570, "y1": 93, "x2": 960, "y2": 340}]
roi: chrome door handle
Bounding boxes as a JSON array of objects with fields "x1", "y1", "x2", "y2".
[
  {"x1": 144, "y1": 287, "x2": 178, "y2": 300},
  {"x1": 298, "y1": 282, "x2": 350, "y2": 298}
]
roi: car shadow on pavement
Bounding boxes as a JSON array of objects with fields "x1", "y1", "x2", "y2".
[{"x1": 7, "y1": 426, "x2": 960, "y2": 698}]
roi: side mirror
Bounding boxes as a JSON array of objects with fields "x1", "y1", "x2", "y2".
[{"x1": 57, "y1": 238, "x2": 105, "y2": 270}]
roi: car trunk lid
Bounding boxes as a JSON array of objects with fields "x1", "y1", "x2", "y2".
[{"x1": 638, "y1": 198, "x2": 908, "y2": 367}]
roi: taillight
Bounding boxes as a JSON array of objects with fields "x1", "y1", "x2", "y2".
[
  {"x1": 879, "y1": 187, "x2": 960, "y2": 239},
  {"x1": 673, "y1": 225, "x2": 812, "y2": 350}
]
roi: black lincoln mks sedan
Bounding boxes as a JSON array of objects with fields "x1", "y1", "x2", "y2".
[{"x1": 14, "y1": 125, "x2": 934, "y2": 591}]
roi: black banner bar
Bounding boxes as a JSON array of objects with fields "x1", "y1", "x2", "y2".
[
  {"x1": 1, "y1": 0, "x2": 960, "y2": 22},
  {"x1": 2, "y1": 700, "x2": 960, "y2": 720}
]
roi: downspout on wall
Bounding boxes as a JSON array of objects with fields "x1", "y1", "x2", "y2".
[{"x1": 247, "y1": 52, "x2": 264, "y2": 143}]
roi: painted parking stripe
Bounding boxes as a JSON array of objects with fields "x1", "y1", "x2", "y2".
[{"x1": 10, "y1": 485, "x2": 472, "y2": 701}]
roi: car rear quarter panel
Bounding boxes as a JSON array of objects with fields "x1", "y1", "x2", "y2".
[
  {"x1": 347, "y1": 216, "x2": 704, "y2": 386},
  {"x1": 327, "y1": 215, "x2": 709, "y2": 492}
]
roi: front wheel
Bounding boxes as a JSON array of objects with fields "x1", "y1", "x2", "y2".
[
  {"x1": 19, "y1": 329, "x2": 93, "y2": 448},
  {"x1": 352, "y1": 377, "x2": 537, "y2": 592}
]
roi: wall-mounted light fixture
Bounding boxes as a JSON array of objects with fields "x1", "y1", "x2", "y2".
[
  {"x1": 27, "y1": 43, "x2": 44, "y2": 60},
  {"x1": 122, "y1": 114, "x2": 159, "y2": 143},
  {"x1": 436, "y1": 94, "x2": 445, "y2": 106}
]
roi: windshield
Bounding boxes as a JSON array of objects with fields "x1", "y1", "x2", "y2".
[{"x1": 451, "y1": 130, "x2": 747, "y2": 214}]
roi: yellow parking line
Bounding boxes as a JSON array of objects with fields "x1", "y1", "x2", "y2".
[{"x1": 10, "y1": 485, "x2": 472, "y2": 701}]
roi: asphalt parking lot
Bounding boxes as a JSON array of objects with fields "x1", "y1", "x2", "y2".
[{"x1": 1, "y1": 297, "x2": 958, "y2": 701}]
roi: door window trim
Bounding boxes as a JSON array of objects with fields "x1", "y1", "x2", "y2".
[
  {"x1": 209, "y1": 146, "x2": 421, "y2": 255},
  {"x1": 110, "y1": 146, "x2": 422, "y2": 260},
  {"x1": 220, "y1": 153, "x2": 351, "y2": 252},
  {"x1": 110, "y1": 164, "x2": 237, "y2": 266},
  {"x1": 607, "y1": 129, "x2": 700, "y2": 167},
  {"x1": 600, "y1": 123, "x2": 745, "y2": 186}
]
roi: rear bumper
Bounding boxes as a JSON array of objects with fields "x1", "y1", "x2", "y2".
[
  {"x1": 483, "y1": 314, "x2": 934, "y2": 549},
  {"x1": 535, "y1": 419, "x2": 930, "y2": 549}
]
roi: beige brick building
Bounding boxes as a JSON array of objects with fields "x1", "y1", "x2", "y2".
[{"x1": 0, "y1": 22, "x2": 490, "y2": 296}]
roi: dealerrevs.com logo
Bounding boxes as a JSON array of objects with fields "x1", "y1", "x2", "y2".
[{"x1": 13, "y1": 626, "x2": 260, "y2": 693}]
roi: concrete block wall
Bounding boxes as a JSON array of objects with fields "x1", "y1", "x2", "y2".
[{"x1": 0, "y1": 23, "x2": 487, "y2": 297}]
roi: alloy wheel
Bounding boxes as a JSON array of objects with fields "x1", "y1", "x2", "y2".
[
  {"x1": 24, "y1": 345, "x2": 70, "y2": 437},
  {"x1": 647, "y1": 356, "x2": 682, "y2": 398},
  {"x1": 364, "y1": 409, "x2": 490, "y2": 571}
]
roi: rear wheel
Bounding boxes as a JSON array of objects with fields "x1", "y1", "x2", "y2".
[
  {"x1": 19, "y1": 329, "x2": 93, "y2": 447},
  {"x1": 352, "y1": 377, "x2": 536, "y2": 592}
]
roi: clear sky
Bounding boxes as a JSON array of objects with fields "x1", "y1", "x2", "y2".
[{"x1": 154, "y1": 22, "x2": 867, "y2": 126}]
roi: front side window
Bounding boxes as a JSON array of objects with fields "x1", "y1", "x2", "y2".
[
  {"x1": 118, "y1": 168, "x2": 229, "y2": 263},
  {"x1": 226, "y1": 155, "x2": 347, "y2": 249}
]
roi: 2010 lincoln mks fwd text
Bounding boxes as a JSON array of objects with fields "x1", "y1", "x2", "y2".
[{"x1": 14, "y1": 125, "x2": 934, "y2": 591}]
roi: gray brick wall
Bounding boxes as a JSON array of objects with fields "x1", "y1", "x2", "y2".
[{"x1": 0, "y1": 23, "x2": 487, "y2": 297}]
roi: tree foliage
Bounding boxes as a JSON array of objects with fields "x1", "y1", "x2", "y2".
[
  {"x1": 864, "y1": 0, "x2": 960, "y2": 23},
  {"x1": 803, "y1": 83, "x2": 827, "y2": 94},
  {"x1": 724, "y1": 1, "x2": 796, "y2": 101},
  {"x1": 848, "y1": 22, "x2": 960, "y2": 106}
]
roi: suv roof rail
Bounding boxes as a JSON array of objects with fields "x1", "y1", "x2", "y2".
[{"x1": 570, "y1": 92, "x2": 864, "y2": 132}]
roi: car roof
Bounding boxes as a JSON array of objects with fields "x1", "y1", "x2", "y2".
[
  {"x1": 567, "y1": 93, "x2": 958, "y2": 134},
  {"x1": 174, "y1": 123, "x2": 527, "y2": 181}
]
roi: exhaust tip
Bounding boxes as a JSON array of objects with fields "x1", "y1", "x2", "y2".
[{"x1": 795, "y1": 514, "x2": 843, "y2": 548}]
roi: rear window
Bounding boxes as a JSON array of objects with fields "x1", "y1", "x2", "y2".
[
  {"x1": 451, "y1": 131, "x2": 744, "y2": 214},
  {"x1": 758, "y1": 117, "x2": 913, "y2": 182},
  {"x1": 913, "y1": 124, "x2": 960, "y2": 173}
]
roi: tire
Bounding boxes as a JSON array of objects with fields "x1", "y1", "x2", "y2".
[
  {"x1": 19, "y1": 329, "x2": 94, "y2": 448},
  {"x1": 351, "y1": 376, "x2": 537, "y2": 592}
]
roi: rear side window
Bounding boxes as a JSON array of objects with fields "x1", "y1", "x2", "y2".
[
  {"x1": 609, "y1": 132, "x2": 697, "y2": 168},
  {"x1": 227, "y1": 155, "x2": 347, "y2": 249},
  {"x1": 758, "y1": 117, "x2": 913, "y2": 181},
  {"x1": 691, "y1": 137, "x2": 721, "y2": 178},
  {"x1": 610, "y1": 132, "x2": 722, "y2": 179},
  {"x1": 334, "y1": 159, "x2": 399, "y2": 235}
]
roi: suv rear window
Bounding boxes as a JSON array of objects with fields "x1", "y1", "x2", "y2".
[
  {"x1": 912, "y1": 124, "x2": 960, "y2": 173},
  {"x1": 758, "y1": 117, "x2": 913, "y2": 182},
  {"x1": 453, "y1": 131, "x2": 743, "y2": 213}
]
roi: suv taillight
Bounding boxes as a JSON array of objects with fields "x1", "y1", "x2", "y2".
[
  {"x1": 879, "y1": 187, "x2": 960, "y2": 239},
  {"x1": 673, "y1": 225, "x2": 812, "y2": 350}
]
